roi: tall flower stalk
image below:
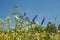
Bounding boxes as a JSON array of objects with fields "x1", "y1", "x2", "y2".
[
  {"x1": 40, "y1": 16, "x2": 46, "y2": 26},
  {"x1": 24, "y1": 12, "x2": 27, "y2": 16},
  {"x1": 32, "y1": 14, "x2": 37, "y2": 23}
]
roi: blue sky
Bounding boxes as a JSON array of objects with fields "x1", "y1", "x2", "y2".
[{"x1": 0, "y1": 0, "x2": 60, "y2": 26}]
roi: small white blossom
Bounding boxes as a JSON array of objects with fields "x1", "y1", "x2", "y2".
[
  {"x1": 32, "y1": 24, "x2": 35, "y2": 27},
  {"x1": 58, "y1": 30, "x2": 60, "y2": 33},
  {"x1": 36, "y1": 21, "x2": 39, "y2": 25},
  {"x1": 49, "y1": 20, "x2": 52, "y2": 23},
  {"x1": 14, "y1": 15, "x2": 19, "y2": 19}
]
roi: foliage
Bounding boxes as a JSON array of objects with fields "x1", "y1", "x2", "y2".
[{"x1": 0, "y1": 4, "x2": 59, "y2": 40}]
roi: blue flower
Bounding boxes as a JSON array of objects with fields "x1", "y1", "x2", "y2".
[
  {"x1": 24, "y1": 12, "x2": 27, "y2": 16},
  {"x1": 41, "y1": 16, "x2": 46, "y2": 25},
  {"x1": 32, "y1": 14, "x2": 37, "y2": 22}
]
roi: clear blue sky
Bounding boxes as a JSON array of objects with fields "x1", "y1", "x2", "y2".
[{"x1": 0, "y1": 0, "x2": 60, "y2": 26}]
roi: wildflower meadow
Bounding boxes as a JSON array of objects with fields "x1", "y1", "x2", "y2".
[{"x1": 0, "y1": 4, "x2": 60, "y2": 40}]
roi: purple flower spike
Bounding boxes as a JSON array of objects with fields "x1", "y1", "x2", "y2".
[
  {"x1": 32, "y1": 14, "x2": 37, "y2": 22},
  {"x1": 41, "y1": 16, "x2": 46, "y2": 25},
  {"x1": 24, "y1": 12, "x2": 27, "y2": 16},
  {"x1": 26, "y1": 17, "x2": 30, "y2": 22}
]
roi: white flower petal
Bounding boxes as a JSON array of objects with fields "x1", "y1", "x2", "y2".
[{"x1": 14, "y1": 15, "x2": 19, "y2": 19}]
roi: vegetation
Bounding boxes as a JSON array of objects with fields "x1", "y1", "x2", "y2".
[{"x1": 0, "y1": 4, "x2": 59, "y2": 40}]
